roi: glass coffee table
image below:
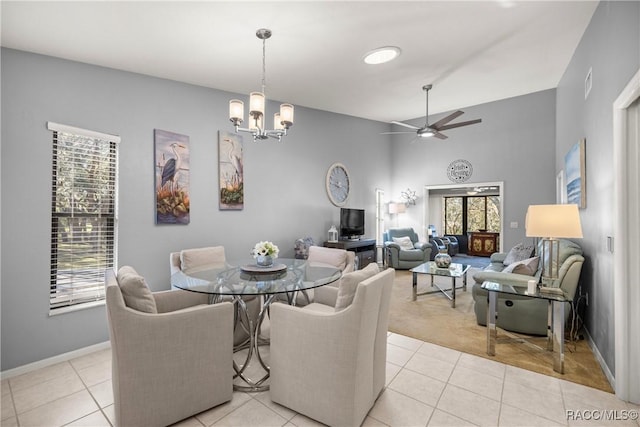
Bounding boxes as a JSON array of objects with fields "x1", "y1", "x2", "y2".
[{"x1": 410, "y1": 261, "x2": 470, "y2": 308}]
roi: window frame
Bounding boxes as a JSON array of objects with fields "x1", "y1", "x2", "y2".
[
  {"x1": 47, "y1": 122, "x2": 120, "y2": 315},
  {"x1": 444, "y1": 194, "x2": 500, "y2": 235}
]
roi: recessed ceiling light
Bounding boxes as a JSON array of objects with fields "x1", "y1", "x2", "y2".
[{"x1": 363, "y1": 46, "x2": 401, "y2": 65}]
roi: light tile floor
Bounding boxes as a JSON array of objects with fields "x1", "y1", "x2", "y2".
[{"x1": 2, "y1": 333, "x2": 639, "y2": 427}]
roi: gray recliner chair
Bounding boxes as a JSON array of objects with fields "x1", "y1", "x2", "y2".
[
  {"x1": 443, "y1": 235, "x2": 460, "y2": 256},
  {"x1": 384, "y1": 228, "x2": 431, "y2": 269},
  {"x1": 471, "y1": 239, "x2": 584, "y2": 335}
]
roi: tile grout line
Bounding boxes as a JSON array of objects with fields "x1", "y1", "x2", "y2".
[
  {"x1": 437, "y1": 349, "x2": 483, "y2": 427},
  {"x1": 497, "y1": 358, "x2": 507, "y2": 426},
  {"x1": 66, "y1": 359, "x2": 113, "y2": 427},
  {"x1": 6, "y1": 379, "x2": 20, "y2": 426},
  {"x1": 10, "y1": 361, "x2": 88, "y2": 425}
]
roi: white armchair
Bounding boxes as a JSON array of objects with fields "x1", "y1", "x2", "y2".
[
  {"x1": 105, "y1": 267, "x2": 233, "y2": 427},
  {"x1": 269, "y1": 266, "x2": 395, "y2": 426}
]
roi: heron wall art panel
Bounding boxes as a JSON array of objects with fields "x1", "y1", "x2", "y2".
[
  {"x1": 218, "y1": 131, "x2": 243, "y2": 210},
  {"x1": 154, "y1": 129, "x2": 190, "y2": 224}
]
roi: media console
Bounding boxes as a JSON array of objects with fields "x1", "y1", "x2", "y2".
[{"x1": 324, "y1": 238, "x2": 377, "y2": 269}]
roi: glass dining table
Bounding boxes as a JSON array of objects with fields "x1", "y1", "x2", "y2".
[{"x1": 171, "y1": 258, "x2": 342, "y2": 391}]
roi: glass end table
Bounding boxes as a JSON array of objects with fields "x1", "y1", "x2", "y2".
[{"x1": 481, "y1": 280, "x2": 568, "y2": 374}]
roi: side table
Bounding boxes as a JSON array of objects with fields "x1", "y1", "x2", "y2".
[{"x1": 482, "y1": 281, "x2": 567, "y2": 374}]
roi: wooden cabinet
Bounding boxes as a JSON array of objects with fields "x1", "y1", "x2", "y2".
[
  {"x1": 324, "y1": 238, "x2": 377, "y2": 269},
  {"x1": 468, "y1": 232, "x2": 499, "y2": 256}
]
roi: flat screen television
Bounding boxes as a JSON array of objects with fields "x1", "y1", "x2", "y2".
[{"x1": 340, "y1": 208, "x2": 365, "y2": 239}]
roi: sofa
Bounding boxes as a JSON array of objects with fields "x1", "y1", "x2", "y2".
[
  {"x1": 471, "y1": 239, "x2": 584, "y2": 335},
  {"x1": 384, "y1": 228, "x2": 431, "y2": 269}
]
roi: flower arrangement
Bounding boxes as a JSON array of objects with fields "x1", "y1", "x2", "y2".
[{"x1": 251, "y1": 241, "x2": 279, "y2": 259}]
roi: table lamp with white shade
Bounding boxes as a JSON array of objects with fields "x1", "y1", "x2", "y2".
[{"x1": 525, "y1": 204, "x2": 583, "y2": 283}]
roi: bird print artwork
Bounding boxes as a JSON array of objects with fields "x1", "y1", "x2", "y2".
[
  {"x1": 218, "y1": 131, "x2": 244, "y2": 210},
  {"x1": 154, "y1": 129, "x2": 190, "y2": 224}
]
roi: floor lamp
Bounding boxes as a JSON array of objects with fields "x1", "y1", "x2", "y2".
[
  {"x1": 389, "y1": 202, "x2": 406, "y2": 227},
  {"x1": 525, "y1": 204, "x2": 583, "y2": 284}
]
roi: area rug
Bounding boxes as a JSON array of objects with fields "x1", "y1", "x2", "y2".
[
  {"x1": 451, "y1": 254, "x2": 491, "y2": 269},
  {"x1": 388, "y1": 268, "x2": 613, "y2": 393}
]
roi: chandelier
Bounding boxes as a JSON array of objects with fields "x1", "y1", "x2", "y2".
[{"x1": 229, "y1": 29, "x2": 294, "y2": 142}]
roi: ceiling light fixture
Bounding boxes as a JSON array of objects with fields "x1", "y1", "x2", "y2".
[
  {"x1": 363, "y1": 46, "x2": 401, "y2": 65},
  {"x1": 229, "y1": 29, "x2": 294, "y2": 142}
]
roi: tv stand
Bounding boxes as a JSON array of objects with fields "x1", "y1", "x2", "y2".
[{"x1": 324, "y1": 238, "x2": 377, "y2": 270}]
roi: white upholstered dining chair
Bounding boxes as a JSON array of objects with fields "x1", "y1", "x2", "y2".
[
  {"x1": 289, "y1": 245, "x2": 357, "y2": 306},
  {"x1": 105, "y1": 266, "x2": 233, "y2": 427},
  {"x1": 169, "y1": 245, "x2": 261, "y2": 347},
  {"x1": 269, "y1": 265, "x2": 395, "y2": 426}
]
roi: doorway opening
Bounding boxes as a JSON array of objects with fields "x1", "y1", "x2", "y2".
[
  {"x1": 423, "y1": 181, "x2": 504, "y2": 254},
  {"x1": 613, "y1": 68, "x2": 640, "y2": 403}
]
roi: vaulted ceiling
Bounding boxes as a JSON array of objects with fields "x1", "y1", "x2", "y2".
[{"x1": 1, "y1": 1, "x2": 598, "y2": 123}]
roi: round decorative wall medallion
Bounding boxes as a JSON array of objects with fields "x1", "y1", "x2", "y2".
[{"x1": 447, "y1": 159, "x2": 473, "y2": 183}]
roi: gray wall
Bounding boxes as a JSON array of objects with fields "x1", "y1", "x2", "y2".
[
  {"x1": 389, "y1": 89, "x2": 558, "y2": 252},
  {"x1": 3, "y1": 0, "x2": 637, "y2": 374},
  {"x1": 0, "y1": 48, "x2": 392, "y2": 370},
  {"x1": 555, "y1": 0, "x2": 640, "y2": 376}
]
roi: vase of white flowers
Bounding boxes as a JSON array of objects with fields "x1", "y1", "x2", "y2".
[{"x1": 252, "y1": 241, "x2": 279, "y2": 267}]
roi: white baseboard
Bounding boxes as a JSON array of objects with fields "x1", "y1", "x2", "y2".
[
  {"x1": 1, "y1": 341, "x2": 111, "y2": 380},
  {"x1": 583, "y1": 328, "x2": 615, "y2": 390}
]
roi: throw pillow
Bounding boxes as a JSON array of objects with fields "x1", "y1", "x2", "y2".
[
  {"x1": 117, "y1": 266, "x2": 157, "y2": 313},
  {"x1": 392, "y1": 236, "x2": 415, "y2": 251},
  {"x1": 503, "y1": 242, "x2": 535, "y2": 266},
  {"x1": 335, "y1": 263, "x2": 380, "y2": 311},
  {"x1": 180, "y1": 246, "x2": 226, "y2": 274},
  {"x1": 502, "y1": 256, "x2": 540, "y2": 276}
]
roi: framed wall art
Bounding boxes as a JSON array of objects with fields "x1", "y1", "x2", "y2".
[
  {"x1": 564, "y1": 138, "x2": 586, "y2": 208},
  {"x1": 154, "y1": 129, "x2": 190, "y2": 224},
  {"x1": 218, "y1": 131, "x2": 244, "y2": 210}
]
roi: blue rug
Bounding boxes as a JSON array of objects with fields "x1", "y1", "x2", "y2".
[{"x1": 451, "y1": 254, "x2": 490, "y2": 269}]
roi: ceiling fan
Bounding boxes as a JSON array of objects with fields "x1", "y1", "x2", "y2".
[{"x1": 383, "y1": 84, "x2": 482, "y2": 140}]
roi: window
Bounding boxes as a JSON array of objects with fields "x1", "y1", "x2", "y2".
[
  {"x1": 444, "y1": 197, "x2": 463, "y2": 234},
  {"x1": 444, "y1": 195, "x2": 500, "y2": 234},
  {"x1": 48, "y1": 122, "x2": 119, "y2": 313}
]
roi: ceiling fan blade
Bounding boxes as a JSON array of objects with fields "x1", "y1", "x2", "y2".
[
  {"x1": 436, "y1": 119, "x2": 482, "y2": 131},
  {"x1": 391, "y1": 121, "x2": 420, "y2": 130},
  {"x1": 380, "y1": 131, "x2": 418, "y2": 135},
  {"x1": 432, "y1": 132, "x2": 448, "y2": 140},
  {"x1": 430, "y1": 111, "x2": 465, "y2": 129}
]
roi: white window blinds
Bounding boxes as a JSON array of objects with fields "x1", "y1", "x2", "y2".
[{"x1": 48, "y1": 122, "x2": 119, "y2": 312}]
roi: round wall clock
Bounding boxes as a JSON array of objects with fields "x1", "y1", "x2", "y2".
[
  {"x1": 447, "y1": 159, "x2": 473, "y2": 183},
  {"x1": 326, "y1": 162, "x2": 350, "y2": 206}
]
